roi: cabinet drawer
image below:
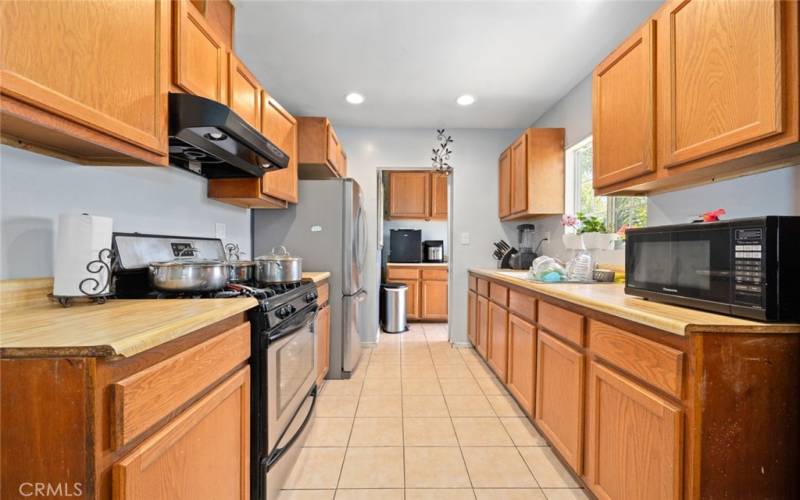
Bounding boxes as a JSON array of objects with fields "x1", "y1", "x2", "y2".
[
  {"x1": 111, "y1": 322, "x2": 250, "y2": 449},
  {"x1": 477, "y1": 279, "x2": 489, "y2": 297},
  {"x1": 489, "y1": 283, "x2": 508, "y2": 306},
  {"x1": 387, "y1": 267, "x2": 420, "y2": 280},
  {"x1": 589, "y1": 320, "x2": 683, "y2": 398},
  {"x1": 469, "y1": 275, "x2": 478, "y2": 292},
  {"x1": 508, "y1": 290, "x2": 536, "y2": 322},
  {"x1": 421, "y1": 268, "x2": 448, "y2": 280},
  {"x1": 316, "y1": 282, "x2": 329, "y2": 306},
  {"x1": 538, "y1": 301, "x2": 584, "y2": 346}
]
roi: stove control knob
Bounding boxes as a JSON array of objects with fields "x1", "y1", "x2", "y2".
[
  {"x1": 276, "y1": 306, "x2": 292, "y2": 319},
  {"x1": 305, "y1": 292, "x2": 318, "y2": 303},
  {"x1": 288, "y1": 305, "x2": 297, "y2": 314}
]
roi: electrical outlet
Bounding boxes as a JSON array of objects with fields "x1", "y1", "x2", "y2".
[
  {"x1": 215, "y1": 222, "x2": 226, "y2": 239},
  {"x1": 460, "y1": 232, "x2": 470, "y2": 245}
]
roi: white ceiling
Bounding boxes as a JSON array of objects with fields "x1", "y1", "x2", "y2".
[{"x1": 235, "y1": 1, "x2": 661, "y2": 129}]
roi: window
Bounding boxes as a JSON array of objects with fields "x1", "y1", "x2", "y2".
[{"x1": 565, "y1": 136, "x2": 647, "y2": 233}]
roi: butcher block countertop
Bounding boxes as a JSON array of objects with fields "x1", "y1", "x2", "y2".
[
  {"x1": 0, "y1": 278, "x2": 257, "y2": 359},
  {"x1": 387, "y1": 262, "x2": 448, "y2": 267},
  {"x1": 304, "y1": 271, "x2": 331, "y2": 283},
  {"x1": 470, "y1": 269, "x2": 800, "y2": 336}
]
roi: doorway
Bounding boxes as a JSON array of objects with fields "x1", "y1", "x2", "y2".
[{"x1": 376, "y1": 167, "x2": 453, "y2": 342}]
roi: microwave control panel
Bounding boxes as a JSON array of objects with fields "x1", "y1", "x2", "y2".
[{"x1": 733, "y1": 227, "x2": 763, "y2": 305}]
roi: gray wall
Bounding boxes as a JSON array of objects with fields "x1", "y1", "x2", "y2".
[
  {"x1": 337, "y1": 127, "x2": 522, "y2": 345},
  {"x1": 0, "y1": 146, "x2": 251, "y2": 279}
]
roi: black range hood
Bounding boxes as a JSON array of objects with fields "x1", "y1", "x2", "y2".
[{"x1": 168, "y1": 92, "x2": 289, "y2": 178}]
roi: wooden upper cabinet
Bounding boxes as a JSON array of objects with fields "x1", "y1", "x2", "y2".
[
  {"x1": 660, "y1": 0, "x2": 783, "y2": 169},
  {"x1": 0, "y1": 0, "x2": 170, "y2": 165},
  {"x1": 430, "y1": 173, "x2": 448, "y2": 220},
  {"x1": 498, "y1": 148, "x2": 511, "y2": 218},
  {"x1": 227, "y1": 53, "x2": 261, "y2": 129},
  {"x1": 113, "y1": 367, "x2": 249, "y2": 500},
  {"x1": 586, "y1": 361, "x2": 682, "y2": 500},
  {"x1": 326, "y1": 125, "x2": 341, "y2": 173},
  {"x1": 487, "y1": 301, "x2": 509, "y2": 382},
  {"x1": 296, "y1": 117, "x2": 347, "y2": 179},
  {"x1": 190, "y1": 0, "x2": 234, "y2": 48},
  {"x1": 499, "y1": 128, "x2": 565, "y2": 220},
  {"x1": 535, "y1": 330, "x2": 585, "y2": 473},
  {"x1": 174, "y1": 0, "x2": 227, "y2": 104},
  {"x1": 388, "y1": 171, "x2": 431, "y2": 219},
  {"x1": 592, "y1": 20, "x2": 656, "y2": 189},
  {"x1": 261, "y1": 93, "x2": 298, "y2": 203}
]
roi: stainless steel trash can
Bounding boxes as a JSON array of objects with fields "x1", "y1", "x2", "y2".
[{"x1": 381, "y1": 283, "x2": 408, "y2": 333}]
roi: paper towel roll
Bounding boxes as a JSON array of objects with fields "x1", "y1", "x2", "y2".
[{"x1": 53, "y1": 214, "x2": 113, "y2": 297}]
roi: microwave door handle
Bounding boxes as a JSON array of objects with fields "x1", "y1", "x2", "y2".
[
  {"x1": 267, "y1": 305, "x2": 318, "y2": 344},
  {"x1": 265, "y1": 385, "x2": 318, "y2": 469}
]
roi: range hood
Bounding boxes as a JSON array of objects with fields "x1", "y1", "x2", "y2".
[{"x1": 168, "y1": 92, "x2": 289, "y2": 178}]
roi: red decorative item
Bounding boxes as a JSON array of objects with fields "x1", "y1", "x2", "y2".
[{"x1": 702, "y1": 208, "x2": 726, "y2": 222}]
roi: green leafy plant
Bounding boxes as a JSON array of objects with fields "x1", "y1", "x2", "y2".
[{"x1": 576, "y1": 212, "x2": 608, "y2": 234}]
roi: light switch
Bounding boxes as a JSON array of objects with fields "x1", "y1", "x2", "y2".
[
  {"x1": 215, "y1": 222, "x2": 226, "y2": 239},
  {"x1": 460, "y1": 232, "x2": 470, "y2": 245}
]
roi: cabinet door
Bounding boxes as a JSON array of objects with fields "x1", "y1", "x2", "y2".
[
  {"x1": 476, "y1": 295, "x2": 490, "y2": 359},
  {"x1": 487, "y1": 301, "x2": 509, "y2": 382},
  {"x1": 1, "y1": 0, "x2": 169, "y2": 154},
  {"x1": 510, "y1": 133, "x2": 528, "y2": 214},
  {"x1": 592, "y1": 20, "x2": 656, "y2": 188},
  {"x1": 535, "y1": 331, "x2": 584, "y2": 473},
  {"x1": 227, "y1": 53, "x2": 261, "y2": 129},
  {"x1": 388, "y1": 172, "x2": 431, "y2": 219},
  {"x1": 507, "y1": 314, "x2": 536, "y2": 416},
  {"x1": 660, "y1": 0, "x2": 783, "y2": 168},
  {"x1": 467, "y1": 291, "x2": 478, "y2": 346},
  {"x1": 430, "y1": 173, "x2": 448, "y2": 220},
  {"x1": 586, "y1": 361, "x2": 682, "y2": 500},
  {"x1": 421, "y1": 279, "x2": 448, "y2": 320},
  {"x1": 261, "y1": 94, "x2": 298, "y2": 203},
  {"x1": 316, "y1": 305, "x2": 330, "y2": 385},
  {"x1": 498, "y1": 148, "x2": 512, "y2": 218},
  {"x1": 174, "y1": 0, "x2": 227, "y2": 104},
  {"x1": 394, "y1": 278, "x2": 419, "y2": 320},
  {"x1": 326, "y1": 124, "x2": 340, "y2": 173},
  {"x1": 337, "y1": 147, "x2": 348, "y2": 177},
  {"x1": 113, "y1": 367, "x2": 249, "y2": 500}
]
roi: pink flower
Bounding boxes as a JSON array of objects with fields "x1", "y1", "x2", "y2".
[
  {"x1": 702, "y1": 208, "x2": 727, "y2": 222},
  {"x1": 616, "y1": 224, "x2": 629, "y2": 237},
  {"x1": 561, "y1": 214, "x2": 578, "y2": 227}
]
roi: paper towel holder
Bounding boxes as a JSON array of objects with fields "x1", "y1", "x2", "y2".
[{"x1": 53, "y1": 248, "x2": 115, "y2": 307}]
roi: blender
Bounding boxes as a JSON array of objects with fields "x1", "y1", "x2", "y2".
[{"x1": 511, "y1": 224, "x2": 538, "y2": 269}]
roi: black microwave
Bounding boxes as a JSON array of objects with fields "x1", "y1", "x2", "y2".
[{"x1": 625, "y1": 217, "x2": 800, "y2": 321}]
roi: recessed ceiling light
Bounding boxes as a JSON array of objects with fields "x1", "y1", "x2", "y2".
[
  {"x1": 345, "y1": 92, "x2": 365, "y2": 105},
  {"x1": 456, "y1": 94, "x2": 475, "y2": 106}
]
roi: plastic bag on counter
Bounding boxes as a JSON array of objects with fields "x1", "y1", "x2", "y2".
[{"x1": 528, "y1": 256, "x2": 566, "y2": 282}]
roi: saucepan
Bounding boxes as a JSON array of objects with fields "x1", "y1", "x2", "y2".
[
  {"x1": 225, "y1": 243, "x2": 255, "y2": 283},
  {"x1": 149, "y1": 247, "x2": 231, "y2": 292},
  {"x1": 255, "y1": 246, "x2": 303, "y2": 284}
]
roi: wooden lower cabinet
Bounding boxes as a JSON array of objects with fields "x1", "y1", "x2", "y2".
[
  {"x1": 113, "y1": 366, "x2": 250, "y2": 500},
  {"x1": 535, "y1": 330, "x2": 585, "y2": 473},
  {"x1": 316, "y1": 304, "x2": 330, "y2": 386},
  {"x1": 476, "y1": 295, "x2": 489, "y2": 358},
  {"x1": 421, "y1": 279, "x2": 448, "y2": 320},
  {"x1": 467, "y1": 291, "x2": 478, "y2": 346},
  {"x1": 507, "y1": 313, "x2": 536, "y2": 416},
  {"x1": 387, "y1": 265, "x2": 447, "y2": 322},
  {"x1": 487, "y1": 301, "x2": 508, "y2": 382},
  {"x1": 397, "y1": 278, "x2": 419, "y2": 320},
  {"x1": 586, "y1": 361, "x2": 682, "y2": 500}
]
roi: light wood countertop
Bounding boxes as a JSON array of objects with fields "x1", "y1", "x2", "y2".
[
  {"x1": 0, "y1": 278, "x2": 257, "y2": 358},
  {"x1": 304, "y1": 271, "x2": 331, "y2": 283},
  {"x1": 470, "y1": 269, "x2": 800, "y2": 336},
  {"x1": 387, "y1": 262, "x2": 448, "y2": 267}
]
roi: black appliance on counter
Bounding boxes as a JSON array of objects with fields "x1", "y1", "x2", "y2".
[
  {"x1": 625, "y1": 216, "x2": 800, "y2": 321},
  {"x1": 423, "y1": 240, "x2": 445, "y2": 262},
  {"x1": 389, "y1": 229, "x2": 422, "y2": 263},
  {"x1": 169, "y1": 92, "x2": 289, "y2": 178},
  {"x1": 110, "y1": 233, "x2": 319, "y2": 500}
]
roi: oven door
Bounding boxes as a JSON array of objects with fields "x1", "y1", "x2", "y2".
[
  {"x1": 266, "y1": 303, "x2": 318, "y2": 456},
  {"x1": 626, "y1": 224, "x2": 732, "y2": 309}
]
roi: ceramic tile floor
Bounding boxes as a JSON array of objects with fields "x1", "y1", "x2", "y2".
[{"x1": 280, "y1": 323, "x2": 590, "y2": 500}]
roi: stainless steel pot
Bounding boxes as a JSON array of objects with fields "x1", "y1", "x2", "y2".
[
  {"x1": 149, "y1": 248, "x2": 230, "y2": 292},
  {"x1": 255, "y1": 246, "x2": 303, "y2": 284},
  {"x1": 228, "y1": 260, "x2": 255, "y2": 283}
]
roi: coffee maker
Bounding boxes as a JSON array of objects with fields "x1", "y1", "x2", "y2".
[
  {"x1": 510, "y1": 224, "x2": 537, "y2": 270},
  {"x1": 423, "y1": 240, "x2": 444, "y2": 262}
]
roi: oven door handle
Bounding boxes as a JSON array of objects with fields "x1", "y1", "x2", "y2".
[
  {"x1": 267, "y1": 304, "x2": 318, "y2": 344},
  {"x1": 265, "y1": 384, "x2": 317, "y2": 469}
]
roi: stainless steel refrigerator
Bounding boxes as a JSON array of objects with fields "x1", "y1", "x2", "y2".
[{"x1": 252, "y1": 178, "x2": 367, "y2": 379}]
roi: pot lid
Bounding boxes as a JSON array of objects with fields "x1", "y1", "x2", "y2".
[{"x1": 256, "y1": 245, "x2": 302, "y2": 261}]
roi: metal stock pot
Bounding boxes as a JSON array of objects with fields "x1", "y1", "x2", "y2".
[
  {"x1": 149, "y1": 248, "x2": 230, "y2": 292},
  {"x1": 255, "y1": 246, "x2": 303, "y2": 284}
]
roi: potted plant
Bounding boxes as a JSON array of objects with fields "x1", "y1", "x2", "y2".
[
  {"x1": 576, "y1": 213, "x2": 617, "y2": 250},
  {"x1": 560, "y1": 214, "x2": 583, "y2": 250}
]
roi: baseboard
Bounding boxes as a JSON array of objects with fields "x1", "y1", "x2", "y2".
[
  {"x1": 451, "y1": 341, "x2": 472, "y2": 348},
  {"x1": 361, "y1": 341, "x2": 378, "y2": 348}
]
